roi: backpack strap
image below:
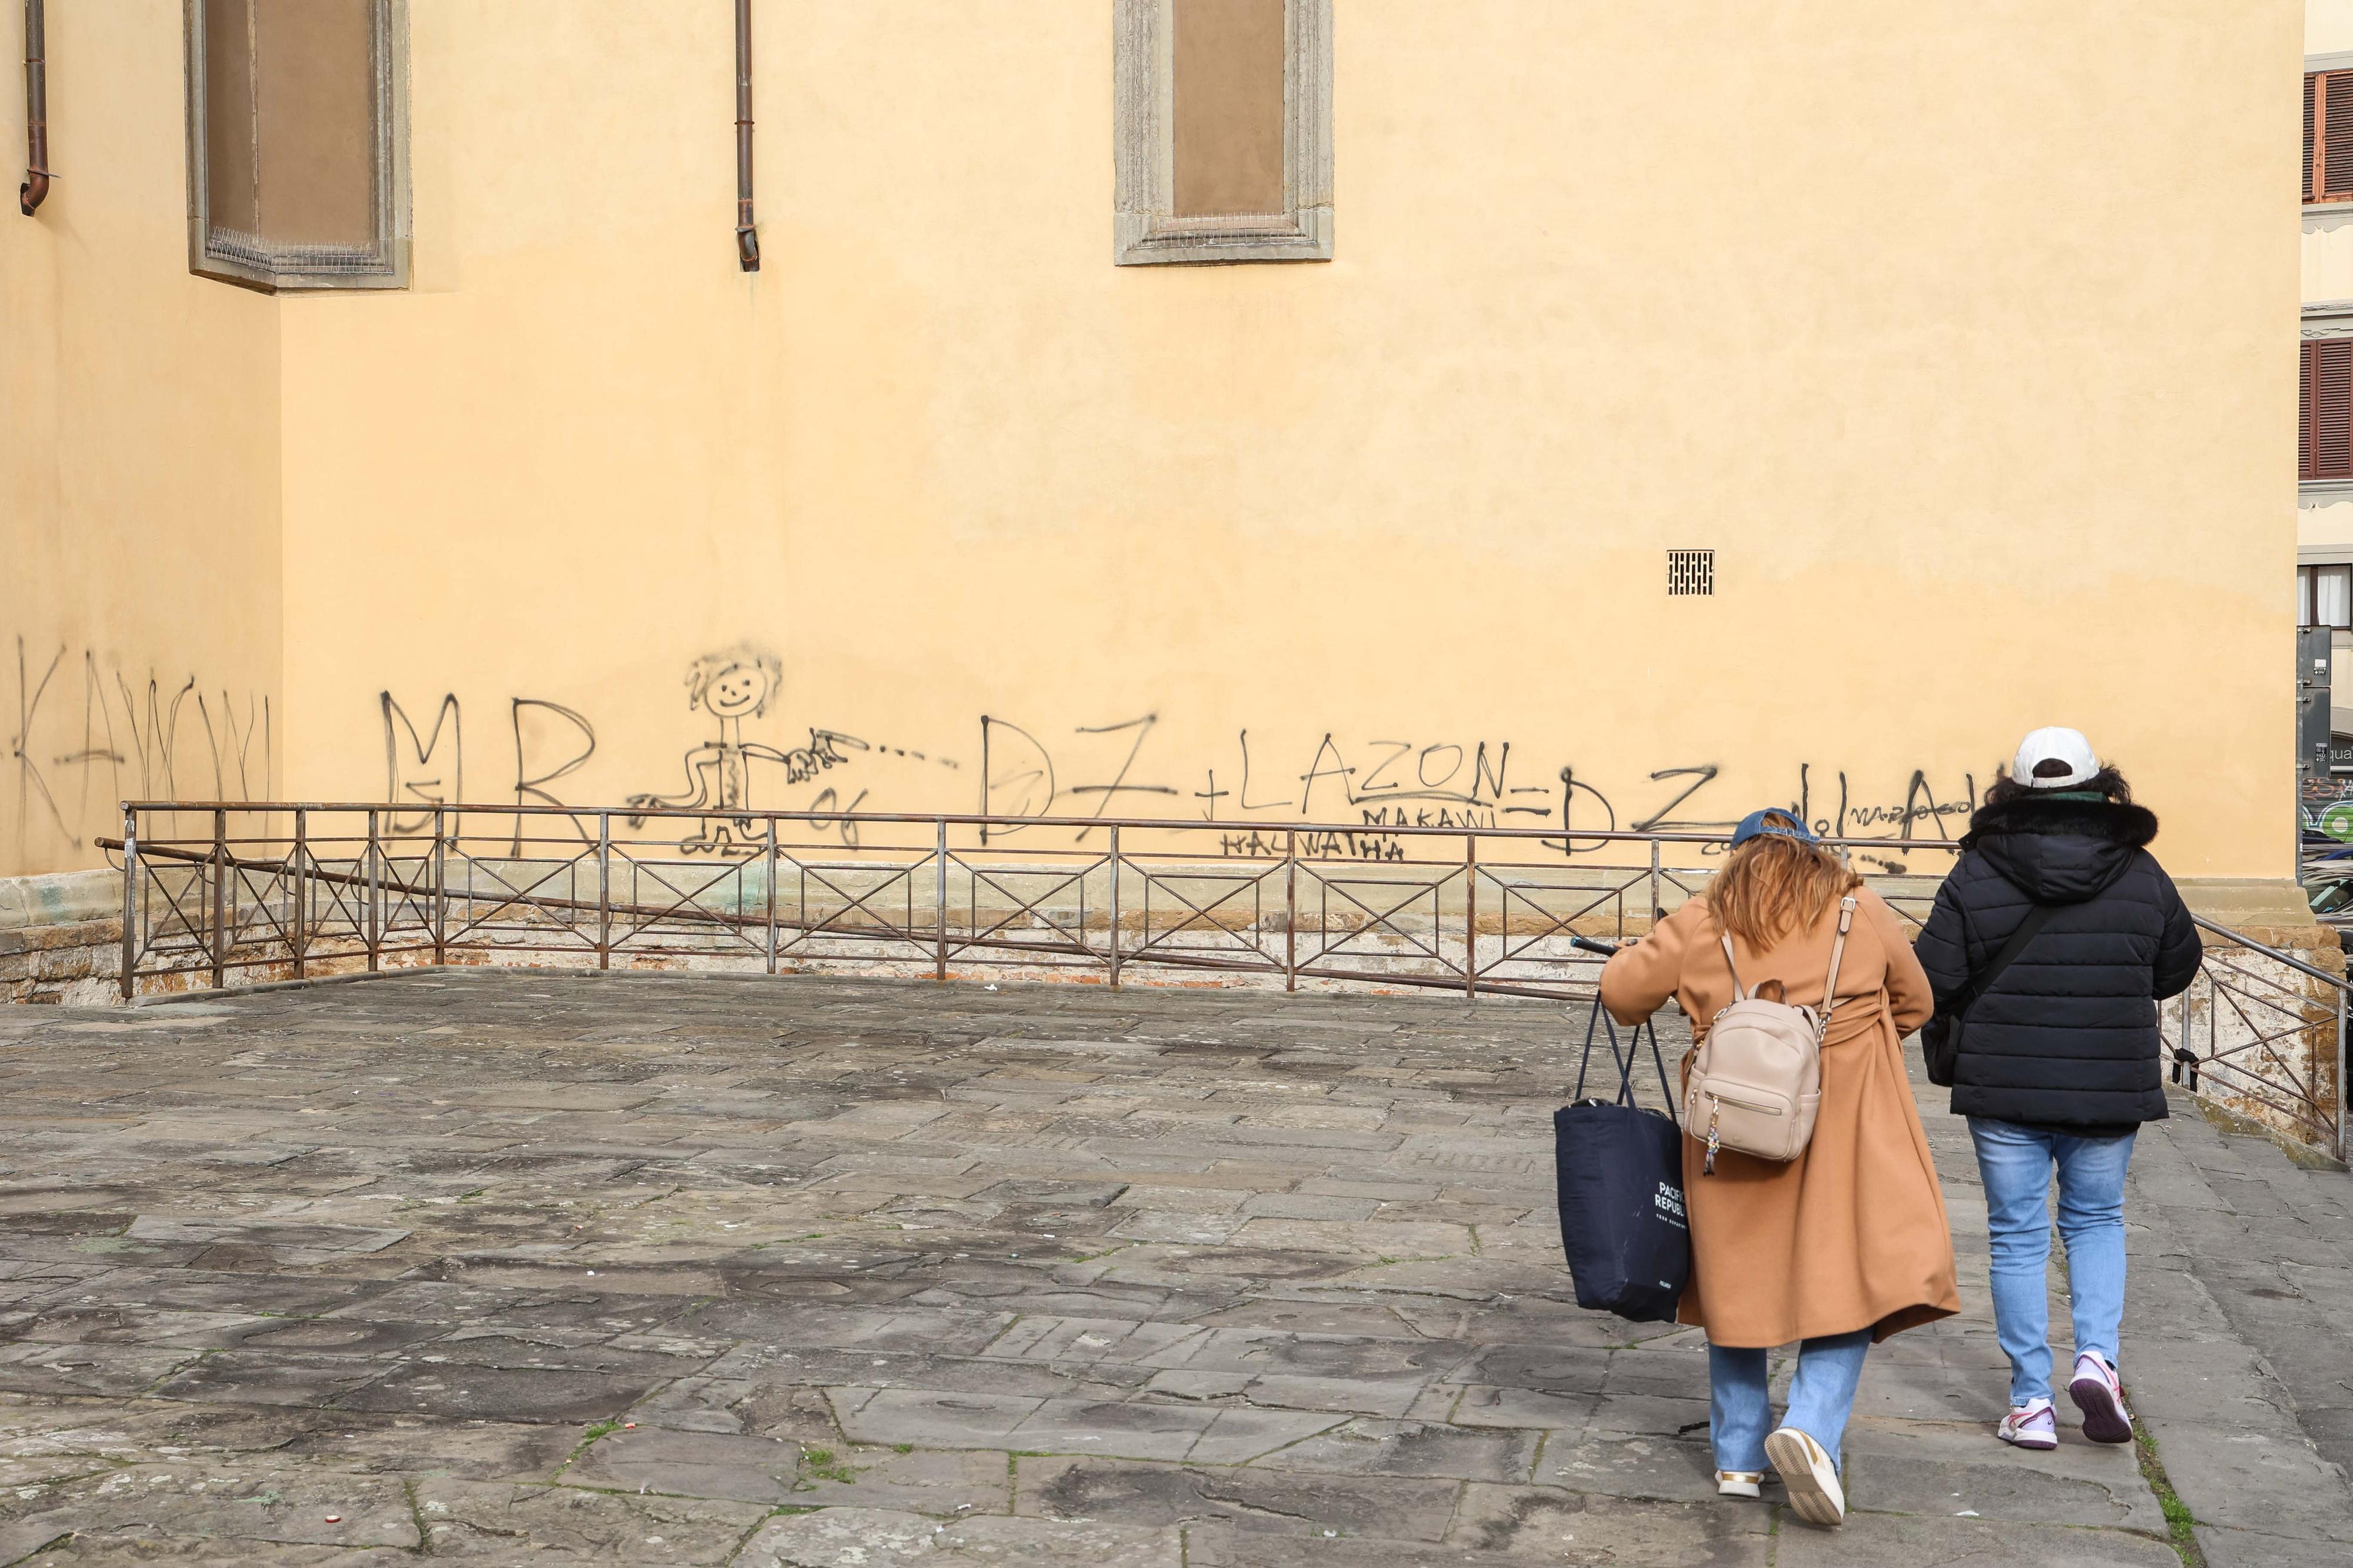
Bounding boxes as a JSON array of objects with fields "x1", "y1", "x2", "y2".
[
  {"x1": 1721, "y1": 895, "x2": 1858, "y2": 1022},
  {"x1": 1817, "y1": 896, "x2": 1858, "y2": 1031}
]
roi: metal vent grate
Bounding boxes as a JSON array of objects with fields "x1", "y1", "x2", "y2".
[{"x1": 1667, "y1": 549, "x2": 1714, "y2": 596}]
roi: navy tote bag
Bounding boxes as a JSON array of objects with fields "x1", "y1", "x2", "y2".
[{"x1": 1552, "y1": 990, "x2": 1689, "y2": 1323}]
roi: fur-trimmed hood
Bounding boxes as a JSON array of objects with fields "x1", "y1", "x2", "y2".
[{"x1": 1960, "y1": 793, "x2": 2159, "y2": 905}]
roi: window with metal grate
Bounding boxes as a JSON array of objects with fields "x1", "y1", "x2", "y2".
[
  {"x1": 186, "y1": 0, "x2": 409, "y2": 292},
  {"x1": 1115, "y1": 0, "x2": 1333, "y2": 265},
  {"x1": 1667, "y1": 550, "x2": 1714, "y2": 596}
]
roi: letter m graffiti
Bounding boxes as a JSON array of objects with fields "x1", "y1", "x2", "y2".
[{"x1": 382, "y1": 692, "x2": 460, "y2": 833}]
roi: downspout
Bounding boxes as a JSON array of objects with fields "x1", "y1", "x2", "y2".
[
  {"x1": 735, "y1": 0, "x2": 759, "y2": 269},
  {"x1": 19, "y1": 0, "x2": 46, "y2": 215}
]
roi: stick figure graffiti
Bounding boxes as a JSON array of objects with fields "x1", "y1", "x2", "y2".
[
  {"x1": 624, "y1": 645, "x2": 866, "y2": 853},
  {"x1": 626, "y1": 646, "x2": 781, "y2": 854}
]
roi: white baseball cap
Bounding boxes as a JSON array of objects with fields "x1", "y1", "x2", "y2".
[{"x1": 2013, "y1": 726, "x2": 2100, "y2": 789}]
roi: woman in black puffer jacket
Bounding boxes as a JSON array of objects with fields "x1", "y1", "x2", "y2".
[{"x1": 1914, "y1": 728, "x2": 2200, "y2": 1457}]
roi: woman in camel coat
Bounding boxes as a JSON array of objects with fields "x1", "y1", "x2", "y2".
[{"x1": 1599, "y1": 809, "x2": 1958, "y2": 1528}]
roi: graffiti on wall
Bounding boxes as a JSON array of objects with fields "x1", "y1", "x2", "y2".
[
  {"x1": 368, "y1": 640, "x2": 1985, "y2": 867},
  {"x1": 2302, "y1": 773, "x2": 2353, "y2": 843},
  {"x1": 8, "y1": 636, "x2": 272, "y2": 857},
  {"x1": 381, "y1": 689, "x2": 602, "y2": 851},
  {"x1": 623, "y1": 646, "x2": 871, "y2": 853},
  {"x1": 381, "y1": 644, "x2": 959, "y2": 856},
  {"x1": 979, "y1": 718, "x2": 1974, "y2": 869}
]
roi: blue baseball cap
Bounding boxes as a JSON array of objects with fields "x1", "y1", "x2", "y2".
[{"x1": 1730, "y1": 808, "x2": 1818, "y2": 848}]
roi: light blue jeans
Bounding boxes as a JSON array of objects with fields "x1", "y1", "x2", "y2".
[
  {"x1": 1708, "y1": 1329, "x2": 1872, "y2": 1473},
  {"x1": 1968, "y1": 1117, "x2": 2136, "y2": 1407}
]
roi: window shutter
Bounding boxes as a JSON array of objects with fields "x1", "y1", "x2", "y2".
[
  {"x1": 2306, "y1": 341, "x2": 2319, "y2": 481},
  {"x1": 2325, "y1": 75, "x2": 2353, "y2": 199},
  {"x1": 2309, "y1": 73, "x2": 2321, "y2": 203},
  {"x1": 2318, "y1": 340, "x2": 2353, "y2": 480}
]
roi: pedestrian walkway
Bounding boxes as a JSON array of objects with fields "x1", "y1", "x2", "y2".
[{"x1": 0, "y1": 971, "x2": 2345, "y2": 1564}]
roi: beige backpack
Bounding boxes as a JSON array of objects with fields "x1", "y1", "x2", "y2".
[{"x1": 1683, "y1": 895, "x2": 1855, "y2": 1174}]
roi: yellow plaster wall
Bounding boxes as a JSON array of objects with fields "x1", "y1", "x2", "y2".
[
  {"x1": 2314, "y1": 0, "x2": 2353, "y2": 55},
  {"x1": 2303, "y1": 217, "x2": 2353, "y2": 303},
  {"x1": 9, "y1": 1, "x2": 2288, "y2": 881},
  {"x1": 0, "y1": 2, "x2": 283, "y2": 880}
]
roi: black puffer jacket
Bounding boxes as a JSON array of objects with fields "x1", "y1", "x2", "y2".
[{"x1": 1914, "y1": 793, "x2": 2201, "y2": 1128}]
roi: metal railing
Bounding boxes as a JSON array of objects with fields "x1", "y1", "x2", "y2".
[
  {"x1": 2169, "y1": 914, "x2": 2348, "y2": 1160},
  {"x1": 99, "y1": 801, "x2": 2344, "y2": 1160}
]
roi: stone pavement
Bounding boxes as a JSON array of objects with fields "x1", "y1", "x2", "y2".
[{"x1": 0, "y1": 971, "x2": 2346, "y2": 1565}]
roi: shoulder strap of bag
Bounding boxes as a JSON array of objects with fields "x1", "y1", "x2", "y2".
[
  {"x1": 1571, "y1": 995, "x2": 1639, "y2": 1106},
  {"x1": 1717, "y1": 932, "x2": 1748, "y2": 1002},
  {"x1": 1949, "y1": 903, "x2": 2055, "y2": 1019},
  {"x1": 1817, "y1": 895, "x2": 1857, "y2": 1029}
]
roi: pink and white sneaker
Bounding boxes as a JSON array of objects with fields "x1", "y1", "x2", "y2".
[
  {"x1": 2069, "y1": 1351, "x2": 2134, "y2": 1444},
  {"x1": 1997, "y1": 1398, "x2": 2057, "y2": 1450}
]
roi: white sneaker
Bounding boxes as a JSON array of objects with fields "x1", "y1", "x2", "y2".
[
  {"x1": 1764, "y1": 1426, "x2": 1846, "y2": 1527},
  {"x1": 1997, "y1": 1398, "x2": 2058, "y2": 1450},
  {"x1": 1715, "y1": 1469, "x2": 1764, "y2": 1499},
  {"x1": 2069, "y1": 1351, "x2": 2133, "y2": 1444}
]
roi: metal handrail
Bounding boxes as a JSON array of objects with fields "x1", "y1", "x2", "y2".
[
  {"x1": 101, "y1": 801, "x2": 2339, "y2": 1162},
  {"x1": 2190, "y1": 913, "x2": 2349, "y2": 989},
  {"x1": 111, "y1": 798, "x2": 1962, "y2": 853}
]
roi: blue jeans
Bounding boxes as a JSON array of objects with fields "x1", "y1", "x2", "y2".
[
  {"x1": 1708, "y1": 1329, "x2": 1871, "y2": 1473},
  {"x1": 1968, "y1": 1117, "x2": 2135, "y2": 1407}
]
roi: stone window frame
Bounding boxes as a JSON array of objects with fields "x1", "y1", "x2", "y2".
[
  {"x1": 1114, "y1": 0, "x2": 1333, "y2": 266},
  {"x1": 183, "y1": 0, "x2": 412, "y2": 293}
]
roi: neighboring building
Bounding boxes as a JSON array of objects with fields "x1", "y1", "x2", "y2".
[
  {"x1": 0, "y1": 3, "x2": 2305, "y2": 912},
  {"x1": 2306, "y1": 2, "x2": 2353, "y2": 809}
]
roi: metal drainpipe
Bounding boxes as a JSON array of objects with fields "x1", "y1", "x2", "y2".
[
  {"x1": 735, "y1": 0, "x2": 759, "y2": 269},
  {"x1": 19, "y1": 0, "x2": 48, "y2": 215}
]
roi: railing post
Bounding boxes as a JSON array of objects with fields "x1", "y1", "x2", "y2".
[
  {"x1": 119, "y1": 808, "x2": 138, "y2": 1002},
  {"x1": 291, "y1": 806, "x2": 308, "y2": 980},
  {"x1": 1284, "y1": 829, "x2": 1297, "y2": 993},
  {"x1": 596, "y1": 811, "x2": 612, "y2": 971},
  {"x1": 934, "y1": 818, "x2": 948, "y2": 982},
  {"x1": 366, "y1": 808, "x2": 381, "y2": 972},
  {"x1": 432, "y1": 807, "x2": 448, "y2": 966},
  {"x1": 1648, "y1": 837, "x2": 1662, "y2": 930},
  {"x1": 1107, "y1": 825, "x2": 1122, "y2": 988},
  {"x1": 768, "y1": 816, "x2": 782, "y2": 976},
  {"x1": 210, "y1": 808, "x2": 228, "y2": 990},
  {"x1": 1464, "y1": 832, "x2": 1478, "y2": 1003},
  {"x1": 2336, "y1": 983, "x2": 2347, "y2": 1165}
]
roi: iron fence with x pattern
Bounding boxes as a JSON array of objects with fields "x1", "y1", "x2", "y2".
[{"x1": 101, "y1": 802, "x2": 2345, "y2": 1160}]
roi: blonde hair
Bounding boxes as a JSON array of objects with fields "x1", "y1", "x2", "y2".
[{"x1": 1708, "y1": 813, "x2": 1862, "y2": 950}]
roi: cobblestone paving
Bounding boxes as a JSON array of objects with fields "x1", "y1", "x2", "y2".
[{"x1": 0, "y1": 970, "x2": 2347, "y2": 1564}]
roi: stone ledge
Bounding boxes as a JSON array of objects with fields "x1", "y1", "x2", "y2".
[
  {"x1": 2177, "y1": 877, "x2": 2325, "y2": 934},
  {"x1": 0, "y1": 868, "x2": 119, "y2": 930},
  {"x1": 0, "y1": 916, "x2": 122, "y2": 955}
]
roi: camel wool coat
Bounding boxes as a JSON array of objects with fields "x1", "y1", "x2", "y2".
[{"x1": 1599, "y1": 889, "x2": 1959, "y2": 1347}]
